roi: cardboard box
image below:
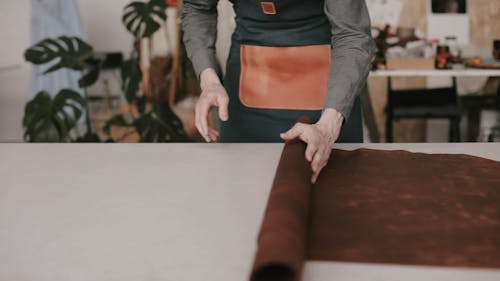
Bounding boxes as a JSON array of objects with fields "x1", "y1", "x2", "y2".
[{"x1": 386, "y1": 57, "x2": 435, "y2": 70}]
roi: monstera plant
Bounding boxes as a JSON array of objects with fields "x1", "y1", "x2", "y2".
[
  {"x1": 22, "y1": 0, "x2": 190, "y2": 143},
  {"x1": 121, "y1": 56, "x2": 143, "y2": 104},
  {"x1": 120, "y1": 0, "x2": 167, "y2": 106},
  {"x1": 102, "y1": 0, "x2": 189, "y2": 142},
  {"x1": 24, "y1": 36, "x2": 101, "y2": 142},
  {"x1": 25, "y1": 36, "x2": 101, "y2": 88},
  {"x1": 123, "y1": 0, "x2": 167, "y2": 38},
  {"x1": 23, "y1": 90, "x2": 86, "y2": 142},
  {"x1": 103, "y1": 101, "x2": 188, "y2": 142}
]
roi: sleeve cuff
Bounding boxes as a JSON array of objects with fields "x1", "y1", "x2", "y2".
[
  {"x1": 324, "y1": 69, "x2": 370, "y2": 122},
  {"x1": 191, "y1": 51, "x2": 220, "y2": 79},
  {"x1": 324, "y1": 97, "x2": 354, "y2": 122}
]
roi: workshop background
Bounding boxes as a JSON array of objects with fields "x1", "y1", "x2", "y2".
[{"x1": 0, "y1": 0, "x2": 499, "y2": 143}]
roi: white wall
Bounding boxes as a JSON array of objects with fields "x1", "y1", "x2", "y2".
[
  {"x1": 0, "y1": 0, "x2": 137, "y2": 63},
  {"x1": 0, "y1": 0, "x2": 135, "y2": 68},
  {"x1": 78, "y1": 0, "x2": 134, "y2": 55},
  {"x1": 0, "y1": 1, "x2": 31, "y2": 142},
  {"x1": 0, "y1": 1, "x2": 30, "y2": 68},
  {"x1": 0, "y1": 0, "x2": 138, "y2": 141}
]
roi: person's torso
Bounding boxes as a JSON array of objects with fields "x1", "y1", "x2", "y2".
[{"x1": 229, "y1": 0, "x2": 331, "y2": 46}]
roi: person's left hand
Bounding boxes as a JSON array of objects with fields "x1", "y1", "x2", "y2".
[{"x1": 281, "y1": 108, "x2": 344, "y2": 184}]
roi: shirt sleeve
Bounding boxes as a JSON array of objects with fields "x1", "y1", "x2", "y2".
[
  {"x1": 324, "y1": 0, "x2": 376, "y2": 120},
  {"x1": 181, "y1": 0, "x2": 220, "y2": 78}
]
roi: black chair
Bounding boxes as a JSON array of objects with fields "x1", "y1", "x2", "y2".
[
  {"x1": 86, "y1": 52, "x2": 124, "y2": 109},
  {"x1": 386, "y1": 77, "x2": 461, "y2": 142},
  {"x1": 460, "y1": 78, "x2": 500, "y2": 141}
]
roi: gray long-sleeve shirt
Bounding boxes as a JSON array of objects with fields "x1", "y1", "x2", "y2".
[{"x1": 182, "y1": 0, "x2": 376, "y2": 119}]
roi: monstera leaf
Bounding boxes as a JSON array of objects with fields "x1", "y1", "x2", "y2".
[
  {"x1": 78, "y1": 57, "x2": 102, "y2": 88},
  {"x1": 121, "y1": 58, "x2": 143, "y2": 103},
  {"x1": 133, "y1": 100, "x2": 188, "y2": 142},
  {"x1": 24, "y1": 36, "x2": 101, "y2": 88},
  {"x1": 23, "y1": 90, "x2": 86, "y2": 142},
  {"x1": 25, "y1": 36, "x2": 93, "y2": 73},
  {"x1": 122, "y1": 0, "x2": 167, "y2": 38}
]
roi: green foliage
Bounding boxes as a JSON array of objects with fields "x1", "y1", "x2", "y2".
[
  {"x1": 75, "y1": 132, "x2": 101, "y2": 143},
  {"x1": 78, "y1": 58, "x2": 101, "y2": 88},
  {"x1": 23, "y1": 90, "x2": 86, "y2": 142},
  {"x1": 104, "y1": 100, "x2": 188, "y2": 143},
  {"x1": 22, "y1": 1, "x2": 191, "y2": 143},
  {"x1": 24, "y1": 36, "x2": 92, "y2": 72},
  {"x1": 24, "y1": 36, "x2": 101, "y2": 88},
  {"x1": 121, "y1": 58, "x2": 143, "y2": 103},
  {"x1": 123, "y1": 0, "x2": 167, "y2": 38},
  {"x1": 134, "y1": 100, "x2": 188, "y2": 142}
]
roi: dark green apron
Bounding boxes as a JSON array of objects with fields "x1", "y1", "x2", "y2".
[{"x1": 220, "y1": 0, "x2": 363, "y2": 143}]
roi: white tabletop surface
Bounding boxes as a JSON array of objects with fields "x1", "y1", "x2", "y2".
[
  {"x1": 1, "y1": 143, "x2": 500, "y2": 281},
  {"x1": 370, "y1": 69, "x2": 500, "y2": 77}
]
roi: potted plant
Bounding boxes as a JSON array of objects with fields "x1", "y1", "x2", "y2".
[{"x1": 23, "y1": 0, "x2": 190, "y2": 143}]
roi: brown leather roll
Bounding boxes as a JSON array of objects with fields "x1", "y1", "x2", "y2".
[
  {"x1": 250, "y1": 139, "x2": 312, "y2": 281},
  {"x1": 250, "y1": 142, "x2": 500, "y2": 281}
]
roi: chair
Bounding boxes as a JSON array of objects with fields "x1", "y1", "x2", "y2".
[
  {"x1": 386, "y1": 77, "x2": 461, "y2": 142},
  {"x1": 460, "y1": 78, "x2": 500, "y2": 141}
]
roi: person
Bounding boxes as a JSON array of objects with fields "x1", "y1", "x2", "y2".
[{"x1": 182, "y1": 0, "x2": 375, "y2": 183}]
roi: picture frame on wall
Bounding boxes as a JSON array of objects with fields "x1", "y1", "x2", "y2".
[
  {"x1": 431, "y1": 0, "x2": 467, "y2": 14},
  {"x1": 427, "y1": 0, "x2": 470, "y2": 45}
]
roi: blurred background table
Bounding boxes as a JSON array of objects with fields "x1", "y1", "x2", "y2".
[
  {"x1": 363, "y1": 69, "x2": 500, "y2": 143},
  {"x1": 371, "y1": 69, "x2": 500, "y2": 77}
]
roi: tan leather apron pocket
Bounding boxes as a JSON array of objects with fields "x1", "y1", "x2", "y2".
[{"x1": 239, "y1": 44, "x2": 331, "y2": 110}]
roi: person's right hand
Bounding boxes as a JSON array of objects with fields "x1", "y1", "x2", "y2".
[{"x1": 196, "y1": 68, "x2": 229, "y2": 142}]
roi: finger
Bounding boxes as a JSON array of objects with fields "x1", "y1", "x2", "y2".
[
  {"x1": 310, "y1": 154, "x2": 324, "y2": 184},
  {"x1": 198, "y1": 99, "x2": 210, "y2": 139},
  {"x1": 208, "y1": 128, "x2": 219, "y2": 142},
  {"x1": 207, "y1": 131, "x2": 218, "y2": 142},
  {"x1": 206, "y1": 129, "x2": 216, "y2": 142},
  {"x1": 280, "y1": 123, "x2": 305, "y2": 140},
  {"x1": 311, "y1": 147, "x2": 332, "y2": 183},
  {"x1": 208, "y1": 127, "x2": 220, "y2": 137},
  {"x1": 311, "y1": 150, "x2": 323, "y2": 173},
  {"x1": 202, "y1": 133, "x2": 211, "y2": 143},
  {"x1": 195, "y1": 101, "x2": 203, "y2": 137},
  {"x1": 311, "y1": 171, "x2": 320, "y2": 184},
  {"x1": 305, "y1": 141, "x2": 319, "y2": 162},
  {"x1": 217, "y1": 94, "x2": 229, "y2": 121},
  {"x1": 196, "y1": 106, "x2": 210, "y2": 142}
]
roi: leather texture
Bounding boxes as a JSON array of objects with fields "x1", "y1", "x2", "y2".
[
  {"x1": 260, "y1": 2, "x2": 277, "y2": 15},
  {"x1": 239, "y1": 44, "x2": 331, "y2": 110},
  {"x1": 251, "y1": 141, "x2": 500, "y2": 281}
]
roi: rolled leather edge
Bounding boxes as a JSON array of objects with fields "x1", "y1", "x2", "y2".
[{"x1": 250, "y1": 139, "x2": 313, "y2": 281}]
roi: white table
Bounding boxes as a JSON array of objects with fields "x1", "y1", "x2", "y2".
[
  {"x1": 370, "y1": 69, "x2": 500, "y2": 77},
  {"x1": 1, "y1": 143, "x2": 500, "y2": 281},
  {"x1": 362, "y1": 69, "x2": 500, "y2": 142}
]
